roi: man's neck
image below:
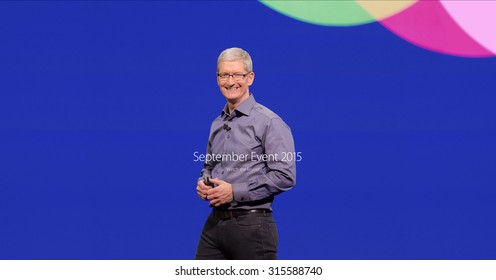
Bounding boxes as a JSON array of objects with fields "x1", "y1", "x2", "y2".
[{"x1": 227, "y1": 93, "x2": 250, "y2": 114}]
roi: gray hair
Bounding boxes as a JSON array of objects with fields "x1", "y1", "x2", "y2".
[{"x1": 217, "y1": 47, "x2": 253, "y2": 72}]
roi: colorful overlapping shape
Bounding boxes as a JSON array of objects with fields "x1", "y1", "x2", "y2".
[{"x1": 260, "y1": 0, "x2": 496, "y2": 57}]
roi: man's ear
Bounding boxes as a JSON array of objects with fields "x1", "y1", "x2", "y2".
[{"x1": 248, "y1": 72, "x2": 255, "y2": 86}]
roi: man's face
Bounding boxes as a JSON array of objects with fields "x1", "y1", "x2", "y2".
[{"x1": 217, "y1": 60, "x2": 254, "y2": 105}]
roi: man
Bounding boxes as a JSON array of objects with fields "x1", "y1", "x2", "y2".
[{"x1": 195, "y1": 47, "x2": 296, "y2": 260}]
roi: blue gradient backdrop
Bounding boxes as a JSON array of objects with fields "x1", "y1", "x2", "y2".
[{"x1": 1, "y1": 1, "x2": 495, "y2": 259}]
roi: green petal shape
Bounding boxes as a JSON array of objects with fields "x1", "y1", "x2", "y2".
[{"x1": 260, "y1": 0, "x2": 376, "y2": 26}]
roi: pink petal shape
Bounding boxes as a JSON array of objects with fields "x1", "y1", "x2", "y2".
[
  {"x1": 379, "y1": 0, "x2": 494, "y2": 57},
  {"x1": 441, "y1": 0, "x2": 496, "y2": 55}
]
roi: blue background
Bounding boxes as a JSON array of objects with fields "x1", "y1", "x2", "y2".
[{"x1": 1, "y1": 1, "x2": 495, "y2": 259}]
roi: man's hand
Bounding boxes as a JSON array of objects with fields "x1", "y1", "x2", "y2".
[
  {"x1": 207, "y1": 178, "x2": 234, "y2": 207},
  {"x1": 196, "y1": 178, "x2": 212, "y2": 201}
]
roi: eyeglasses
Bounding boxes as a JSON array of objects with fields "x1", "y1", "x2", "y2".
[{"x1": 217, "y1": 72, "x2": 251, "y2": 81}]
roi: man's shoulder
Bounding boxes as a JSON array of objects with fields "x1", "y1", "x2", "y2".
[
  {"x1": 251, "y1": 102, "x2": 281, "y2": 121},
  {"x1": 210, "y1": 115, "x2": 224, "y2": 128},
  {"x1": 251, "y1": 102, "x2": 292, "y2": 132}
]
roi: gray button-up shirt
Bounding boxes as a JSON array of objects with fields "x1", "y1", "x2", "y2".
[{"x1": 201, "y1": 94, "x2": 296, "y2": 210}]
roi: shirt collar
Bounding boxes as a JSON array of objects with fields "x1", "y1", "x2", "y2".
[{"x1": 221, "y1": 94, "x2": 256, "y2": 118}]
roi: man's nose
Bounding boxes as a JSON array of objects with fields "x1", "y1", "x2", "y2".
[{"x1": 226, "y1": 75, "x2": 236, "y2": 84}]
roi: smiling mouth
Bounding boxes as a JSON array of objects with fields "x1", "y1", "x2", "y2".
[{"x1": 226, "y1": 86, "x2": 240, "y2": 91}]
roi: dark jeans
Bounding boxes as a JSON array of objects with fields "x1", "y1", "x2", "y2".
[{"x1": 195, "y1": 210, "x2": 278, "y2": 260}]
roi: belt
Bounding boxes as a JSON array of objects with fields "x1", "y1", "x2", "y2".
[{"x1": 213, "y1": 209, "x2": 272, "y2": 220}]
